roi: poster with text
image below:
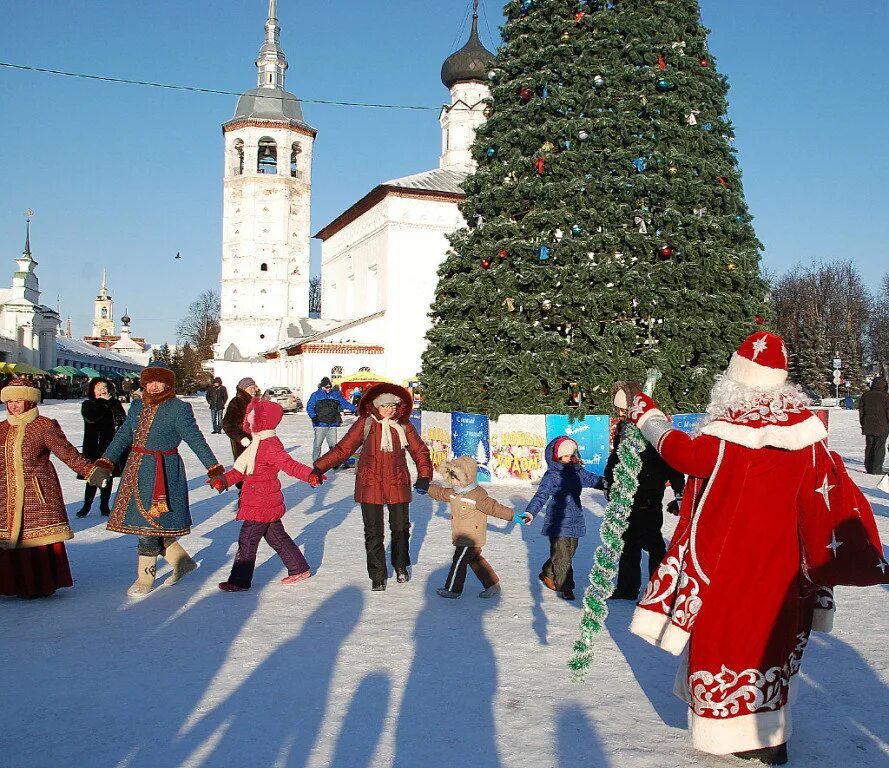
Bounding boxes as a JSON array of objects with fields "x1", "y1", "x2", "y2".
[
  {"x1": 451, "y1": 411, "x2": 491, "y2": 483},
  {"x1": 420, "y1": 411, "x2": 452, "y2": 472},
  {"x1": 488, "y1": 414, "x2": 547, "y2": 483},
  {"x1": 671, "y1": 413, "x2": 706, "y2": 435},
  {"x1": 545, "y1": 414, "x2": 611, "y2": 476}
]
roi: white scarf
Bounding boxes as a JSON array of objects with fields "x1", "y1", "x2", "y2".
[
  {"x1": 371, "y1": 414, "x2": 407, "y2": 452},
  {"x1": 233, "y1": 429, "x2": 276, "y2": 475}
]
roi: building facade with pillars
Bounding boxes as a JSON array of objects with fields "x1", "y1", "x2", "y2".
[{"x1": 0, "y1": 220, "x2": 59, "y2": 370}]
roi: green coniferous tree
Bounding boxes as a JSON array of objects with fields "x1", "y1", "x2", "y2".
[{"x1": 421, "y1": 0, "x2": 768, "y2": 416}]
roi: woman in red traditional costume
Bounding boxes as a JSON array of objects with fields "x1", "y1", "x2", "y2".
[
  {"x1": 626, "y1": 331, "x2": 889, "y2": 765},
  {"x1": 0, "y1": 376, "x2": 101, "y2": 598}
]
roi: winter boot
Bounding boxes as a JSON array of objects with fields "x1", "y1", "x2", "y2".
[
  {"x1": 163, "y1": 540, "x2": 198, "y2": 585},
  {"x1": 436, "y1": 587, "x2": 461, "y2": 599},
  {"x1": 218, "y1": 581, "x2": 249, "y2": 592},
  {"x1": 128, "y1": 556, "x2": 157, "y2": 597},
  {"x1": 479, "y1": 583, "x2": 501, "y2": 599},
  {"x1": 371, "y1": 580, "x2": 387, "y2": 592},
  {"x1": 75, "y1": 505, "x2": 90, "y2": 518},
  {"x1": 538, "y1": 574, "x2": 557, "y2": 592},
  {"x1": 560, "y1": 588, "x2": 576, "y2": 600},
  {"x1": 281, "y1": 571, "x2": 311, "y2": 586},
  {"x1": 732, "y1": 743, "x2": 788, "y2": 765},
  {"x1": 395, "y1": 567, "x2": 410, "y2": 583}
]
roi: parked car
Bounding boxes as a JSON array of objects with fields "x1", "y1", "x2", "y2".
[{"x1": 261, "y1": 387, "x2": 303, "y2": 413}]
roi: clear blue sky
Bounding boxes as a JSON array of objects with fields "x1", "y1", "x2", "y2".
[{"x1": 1, "y1": 1, "x2": 887, "y2": 343}]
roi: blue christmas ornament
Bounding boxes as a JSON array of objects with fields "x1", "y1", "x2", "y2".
[
  {"x1": 735, "y1": 214, "x2": 745, "y2": 222},
  {"x1": 486, "y1": 146, "x2": 497, "y2": 158},
  {"x1": 538, "y1": 245, "x2": 551, "y2": 261},
  {"x1": 632, "y1": 157, "x2": 646, "y2": 172},
  {"x1": 571, "y1": 224, "x2": 582, "y2": 237},
  {"x1": 703, "y1": 122, "x2": 713, "y2": 132},
  {"x1": 521, "y1": 0, "x2": 533, "y2": 13},
  {"x1": 540, "y1": 83, "x2": 549, "y2": 99},
  {"x1": 655, "y1": 78, "x2": 671, "y2": 92},
  {"x1": 563, "y1": 140, "x2": 572, "y2": 150}
]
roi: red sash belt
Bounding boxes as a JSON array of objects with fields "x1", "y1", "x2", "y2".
[{"x1": 133, "y1": 446, "x2": 177, "y2": 516}]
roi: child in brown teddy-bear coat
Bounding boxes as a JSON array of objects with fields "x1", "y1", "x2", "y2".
[{"x1": 427, "y1": 455, "x2": 517, "y2": 599}]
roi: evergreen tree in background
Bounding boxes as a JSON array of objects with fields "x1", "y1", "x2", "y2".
[{"x1": 421, "y1": 0, "x2": 767, "y2": 416}]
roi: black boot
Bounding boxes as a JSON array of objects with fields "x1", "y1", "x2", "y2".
[
  {"x1": 75, "y1": 505, "x2": 90, "y2": 518},
  {"x1": 78, "y1": 484, "x2": 97, "y2": 517},
  {"x1": 732, "y1": 743, "x2": 788, "y2": 765},
  {"x1": 371, "y1": 580, "x2": 386, "y2": 591}
]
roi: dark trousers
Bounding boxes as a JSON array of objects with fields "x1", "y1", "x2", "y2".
[
  {"x1": 444, "y1": 546, "x2": 498, "y2": 594},
  {"x1": 614, "y1": 502, "x2": 667, "y2": 598},
  {"x1": 360, "y1": 502, "x2": 410, "y2": 581},
  {"x1": 83, "y1": 480, "x2": 112, "y2": 512},
  {"x1": 210, "y1": 409, "x2": 223, "y2": 433},
  {"x1": 227, "y1": 520, "x2": 310, "y2": 588},
  {"x1": 540, "y1": 536, "x2": 579, "y2": 591},
  {"x1": 864, "y1": 434, "x2": 888, "y2": 474}
]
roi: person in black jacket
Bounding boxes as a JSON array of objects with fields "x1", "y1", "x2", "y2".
[
  {"x1": 859, "y1": 377, "x2": 889, "y2": 474},
  {"x1": 604, "y1": 380, "x2": 685, "y2": 600},
  {"x1": 77, "y1": 377, "x2": 127, "y2": 517},
  {"x1": 205, "y1": 376, "x2": 229, "y2": 434},
  {"x1": 223, "y1": 377, "x2": 260, "y2": 462}
]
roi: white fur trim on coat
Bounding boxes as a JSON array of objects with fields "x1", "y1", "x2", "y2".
[
  {"x1": 700, "y1": 414, "x2": 827, "y2": 450},
  {"x1": 812, "y1": 606, "x2": 835, "y2": 633},
  {"x1": 629, "y1": 607, "x2": 669, "y2": 647},
  {"x1": 689, "y1": 705, "x2": 790, "y2": 755},
  {"x1": 660, "y1": 623, "x2": 691, "y2": 656},
  {"x1": 725, "y1": 352, "x2": 788, "y2": 390}
]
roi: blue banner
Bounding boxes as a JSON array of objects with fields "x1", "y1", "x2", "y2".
[
  {"x1": 409, "y1": 408, "x2": 422, "y2": 437},
  {"x1": 545, "y1": 414, "x2": 611, "y2": 476},
  {"x1": 671, "y1": 413, "x2": 706, "y2": 435},
  {"x1": 451, "y1": 411, "x2": 491, "y2": 483}
]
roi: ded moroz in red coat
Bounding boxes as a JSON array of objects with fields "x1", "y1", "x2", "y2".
[
  {"x1": 222, "y1": 399, "x2": 313, "y2": 523},
  {"x1": 627, "y1": 332, "x2": 889, "y2": 758},
  {"x1": 314, "y1": 382, "x2": 432, "y2": 505}
]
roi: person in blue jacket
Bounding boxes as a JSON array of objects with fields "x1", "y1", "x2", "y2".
[
  {"x1": 306, "y1": 376, "x2": 357, "y2": 463},
  {"x1": 520, "y1": 436, "x2": 601, "y2": 600}
]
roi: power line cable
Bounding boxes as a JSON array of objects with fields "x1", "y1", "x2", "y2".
[{"x1": 0, "y1": 61, "x2": 441, "y2": 111}]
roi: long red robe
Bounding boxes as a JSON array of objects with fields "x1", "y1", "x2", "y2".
[{"x1": 630, "y1": 401, "x2": 888, "y2": 754}]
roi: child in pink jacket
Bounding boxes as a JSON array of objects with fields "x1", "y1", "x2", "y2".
[{"x1": 211, "y1": 398, "x2": 323, "y2": 592}]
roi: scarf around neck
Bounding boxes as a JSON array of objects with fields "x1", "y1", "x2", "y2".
[
  {"x1": 142, "y1": 388, "x2": 176, "y2": 407},
  {"x1": 371, "y1": 414, "x2": 407, "y2": 452},
  {"x1": 6, "y1": 407, "x2": 39, "y2": 427},
  {"x1": 233, "y1": 429, "x2": 276, "y2": 476}
]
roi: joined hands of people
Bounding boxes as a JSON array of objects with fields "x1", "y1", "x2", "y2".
[
  {"x1": 208, "y1": 475, "x2": 228, "y2": 493},
  {"x1": 307, "y1": 469, "x2": 326, "y2": 487},
  {"x1": 413, "y1": 477, "x2": 430, "y2": 495},
  {"x1": 513, "y1": 511, "x2": 533, "y2": 526}
]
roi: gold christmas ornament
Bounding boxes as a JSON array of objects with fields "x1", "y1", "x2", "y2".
[{"x1": 727, "y1": 262, "x2": 737, "y2": 271}]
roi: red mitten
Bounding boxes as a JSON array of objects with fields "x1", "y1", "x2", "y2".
[
  {"x1": 207, "y1": 476, "x2": 227, "y2": 493},
  {"x1": 627, "y1": 393, "x2": 658, "y2": 426},
  {"x1": 307, "y1": 470, "x2": 327, "y2": 487}
]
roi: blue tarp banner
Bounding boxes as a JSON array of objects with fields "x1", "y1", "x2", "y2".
[
  {"x1": 545, "y1": 414, "x2": 611, "y2": 476},
  {"x1": 671, "y1": 413, "x2": 706, "y2": 434},
  {"x1": 451, "y1": 411, "x2": 491, "y2": 483}
]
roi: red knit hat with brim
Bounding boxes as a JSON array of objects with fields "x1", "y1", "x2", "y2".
[
  {"x1": 552, "y1": 436, "x2": 579, "y2": 459},
  {"x1": 140, "y1": 362, "x2": 175, "y2": 388},
  {"x1": 1, "y1": 376, "x2": 41, "y2": 403},
  {"x1": 724, "y1": 331, "x2": 788, "y2": 390}
]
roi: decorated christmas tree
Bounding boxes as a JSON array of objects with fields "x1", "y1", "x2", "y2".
[{"x1": 421, "y1": 0, "x2": 768, "y2": 416}]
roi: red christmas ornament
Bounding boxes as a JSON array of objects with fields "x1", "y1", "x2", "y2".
[
  {"x1": 498, "y1": 249, "x2": 508, "y2": 259},
  {"x1": 657, "y1": 54, "x2": 666, "y2": 71},
  {"x1": 717, "y1": 176, "x2": 727, "y2": 187},
  {"x1": 755, "y1": 314, "x2": 764, "y2": 325},
  {"x1": 575, "y1": 11, "x2": 586, "y2": 23},
  {"x1": 520, "y1": 87, "x2": 532, "y2": 102},
  {"x1": 659, "y1": 244, "x2": 673, "y2": 258},
  {"x1": 481, "y1": 259, "x2": 492, "y2": 269},
  {"x1": 534, "y1": 156, "x2": 545, "y2": 174},
  {"x1": 699, "y1": 57, "x2": 710, "y2": 67}
]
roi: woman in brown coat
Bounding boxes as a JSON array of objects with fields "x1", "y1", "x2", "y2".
[
  {"x1": 313, "y1": 382, "x2": 432, "y2": 591},
  {"x1": 0, "y1": 377, "x2": 100, "y2": 598}
]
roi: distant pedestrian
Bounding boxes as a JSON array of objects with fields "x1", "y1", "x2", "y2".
[
  {"x1": 859, "y1": 377, "x2": 889, "y2": 474},
  {"x1": 223, "y1": 376, "x2": 260, "y2": 463},
  {"x1": 306, "y1": 376, "x2": 356, "y2": 463},
  {"x1": 205, "y1": 376, "x2": 229, "y2": 434},
  {"x1": 77, "y1": 377, "x2": 127, "y2": 518}
]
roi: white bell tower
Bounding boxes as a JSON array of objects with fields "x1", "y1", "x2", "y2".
[{"x1": 216, "y1": 0, "x2": 316, "y2": 362}]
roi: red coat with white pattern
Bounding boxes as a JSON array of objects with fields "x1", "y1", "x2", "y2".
[{"x1": 629, "y1": 397, "x2": 888, "y2": 756}]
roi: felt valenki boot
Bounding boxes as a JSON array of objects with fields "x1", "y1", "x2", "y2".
[
  {"x1": 128, "y1": 555, "x2": 157, "y2": 597},
  {"x1": 163, "y1": 539, "x2": 198, "y2": 585}
]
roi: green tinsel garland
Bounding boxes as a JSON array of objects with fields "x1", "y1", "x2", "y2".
[{"x1": 569, "y1": 370, "x2": 660, "y2": 680}]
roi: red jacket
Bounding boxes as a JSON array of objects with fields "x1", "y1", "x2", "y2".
[
  {"x1": 223, "y1": 400, "x2": 313, "y2": 523},
  {"x1": 314, "y1": 382, "x2": 432, "y2": 505}
]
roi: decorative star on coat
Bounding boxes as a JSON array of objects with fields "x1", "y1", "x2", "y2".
[
  {"x1": 816, "y1": 475, "x2": 835, "y2": 510},
  {"x1": 751, "y1": 336, "x2": 767, "y2": 360},
  {"x1": 826, "y1": 531, "x2": 843, "y2": 557},
  {"x1": 877, "y1": 560, "x2": 887, "y2": 575}
]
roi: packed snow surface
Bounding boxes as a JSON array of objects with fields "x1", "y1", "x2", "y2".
[{"x1": 3, "y1": 400, "x2": 887, "y2": 767}]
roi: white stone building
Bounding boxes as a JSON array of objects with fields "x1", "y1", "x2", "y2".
[
  {"x1": 212, "y1": 2, "x2": 493, "y2": 400},
  {"x1": 0, "y1": 220, "x2": 59, "y2": 370}
]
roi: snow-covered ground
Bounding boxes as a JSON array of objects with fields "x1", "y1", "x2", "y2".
[{"x1": 3, "y1": 399, "x2": 887, "y2": 768}]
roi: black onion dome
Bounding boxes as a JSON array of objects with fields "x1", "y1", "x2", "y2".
[{"x1": 440, "y1": 15, "x2": 495, "y2": 89}]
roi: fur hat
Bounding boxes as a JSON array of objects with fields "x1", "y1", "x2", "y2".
[
  {"x1": 552, "y1": 436, "x2": 578, "y2": 458},
  {"x1": 1, "y1": 376, "x2": 41, "y2": 404},
  {"x1": 140, "y1": 362, "x2": 175, "y2": 388},
  {"x1": 237, "y1": 377, "x2": 257, "y2": 391},
  {"x1": 373, "y1": 392, "x2": 401, "y2": 408},
  {"x1": 724, "y1": 331, "x2": 788, "y2": 390},
  {"x1": 213, "y1": 376, "x2": 222, "y2": 385}
]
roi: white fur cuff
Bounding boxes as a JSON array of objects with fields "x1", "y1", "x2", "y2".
[
  {"x1": 689, "y1": 706, "x2": 790, "y2": 755},
  {"x1": 630, "y1": 607, "x2": 669, "y2": 647},
  {"x1": 812, "y1": 606, "x2": 834, "y2": 633}
]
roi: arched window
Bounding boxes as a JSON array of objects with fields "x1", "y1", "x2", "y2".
[
  {"x1": 232, "y1": 139, "x2": 244, "y2": 176},
  {"x1": 260, "y1": 263, "x2": 268, "y2": 272},
  {"x1": 290, "y1": 142, "x2": 302, "y2": 177},
  {"x1": 257, "y1": 137, "x2": 277, "y2": 174},
  {"x1": 101, "y1": 308, "x2": 108, "y2": 318}
]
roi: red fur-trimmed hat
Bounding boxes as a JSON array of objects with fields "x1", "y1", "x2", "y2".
[
  {"x1": 552, "y1": 436, "x2": 579, "y2": 458},
  {"x1": 140, "y1": 361, "x2": 175, "y2": 388},
  {"x1": 725, "y1": 331, "x2": 788, "y2": 390},
  {"x1": 1, "y1": 376, "x2": 41, "y2": 403}
]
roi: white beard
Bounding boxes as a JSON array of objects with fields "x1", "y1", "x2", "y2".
[{"x1": 695, "y1": 375, "x2": 811, "y2": 433}]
